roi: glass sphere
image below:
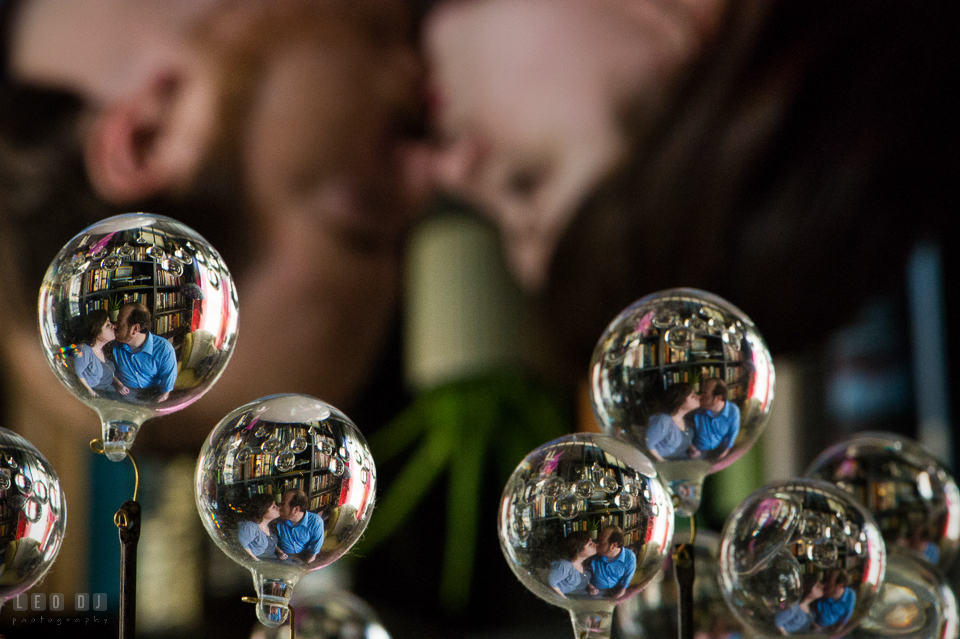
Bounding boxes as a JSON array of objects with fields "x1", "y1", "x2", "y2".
[
  {"x1": 195, "y1": 395, "x2": 375, "y2": 627},
  {"x1": 38, "y1": 213, "x2": 239, "y2": 461},
  {"x1": 0, "y1": 428, "x2": 67, "y2": 603},
  {"x1": 719, "y1": 478, "x2": 885, "y2": 638},
  {"x1": 498, "y1": 433, "x2": 675, "y2": 620},
  {"x1": 851, "y1": 552, "x2": 958, "y2": 639},
  {"x1": 249, "y1": 589, "x2": 391, "y2": 639},
  {"x1": 806, "y1": 432, "x2": 960, "y2": 572},
  {"x1": 590, "y1": 288, "x2": 775, "y2": 515},
  {"x1": 616, "y1": 531, "x2": 747, "y2": 639}
]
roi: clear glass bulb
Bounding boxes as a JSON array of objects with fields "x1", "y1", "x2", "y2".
[
  {"x1": 590, "y1": 288, "x2": 775, "y2": 515},
  {"x1": 0, "y1": 428, "x2": 67, "y2": 604},
  {"x1": 851, "y1": 552, "x2": 958, "y2": 639},
  {"x1": 719, "y1": 478, "x2": 886, "y2": 638},
  {"x1": 806, "y1": 431, "x2": 960, "y2": 572},
  {"x1": 38, "y1": 213, "x2": 239, "y2": 460},
  {"x1": 498, "y1": 433, "x2": 675, "y2": 639},
  {"x1": 248, "y1": 589, "x2": 391, "y2": 639},
  {"x1": 616, "y1": 531, "x2": 748, "y2": 639},
  {"x1": 195, "y1": 395, "x2": 376, "y2": 628}
]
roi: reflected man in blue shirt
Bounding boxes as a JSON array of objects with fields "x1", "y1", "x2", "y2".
[
  {"x1": 277, "y1": 488, "x2": 325, "y2": 564},
  {"x1": 589, "y1": 526, "x2": 636, "y2": 599},
  {"x1": 692, "y1": 377, "x2": 740, "y2": 458},
  {"x1": 111, "y1": 302, "x2": 177, "y2": 402}
]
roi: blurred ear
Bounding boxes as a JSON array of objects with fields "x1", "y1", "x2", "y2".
[{"x1": 84, "y1": 75, "x2": 201, "y2": 203}]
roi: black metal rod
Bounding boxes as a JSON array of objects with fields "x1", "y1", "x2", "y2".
[
  {"x1": 673, "y1": 543, "x2": 695, "y2": 639},
  {"x1": 117, "y1": 500, "x2": 141, "y2": 639}
]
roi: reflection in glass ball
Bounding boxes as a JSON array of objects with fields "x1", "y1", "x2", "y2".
[
  {"x1": 499, "y1": 433, "x2": 674, "y2": 636},
  {"x1": 249, "y1": 589, "x2": 391, "y2": 639},
  {"x1": 806, "y1": 432, "x2": 960, "y2": 572},
  {"x1": 852, "y1": 552, "x2": 958, "y2": 639},
  {"x1": 39, "y1": 213, "x2": 239, "y2": 461},
  {"x1": 0, "y1": 428, "x2": 67, "y2": 604},
  {"x1": 616, "y1": 532, "x2": 748, "y2": 639},
  {"x1": 589, "y1": 289, "x2": 775, "y2": 515},
  {"x1": 195, "y1": 395, "x2": 375, "y2": 628},
  {"x1": 719, "y1": 479, "x2": 885, "y2": 638}
]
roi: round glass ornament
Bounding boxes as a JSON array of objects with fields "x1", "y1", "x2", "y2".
[
  {"x1": 806, "y1": 432, "x2": 960, "y2": 572},
  {"x1": 719, "y1": 478, "x2": 886, "y2": 638},
  {"x1": 39, "y1": 213, "x2": 239, "y2": 461},
  {"x1": 590, "y1": 288, "x2": 775, "y2": 515},
  {"x1": 616, "y1": 531, "x2": 747, "y2": 639},
  {"x1": 0, "y1": 428, "x2": 67, "y2": 604},
  {"x1": 248, "y1": 589, "x2": 391, "y2": 639},
  {"x1": 195, "y1": 395, "x2": 376, "y2": 628},
  {"x1": 499, "y1": 433, "x2": 675, "y2": 639},
  {"x1": 851, "y1": 551, "x2": 958, "y2": 639}
]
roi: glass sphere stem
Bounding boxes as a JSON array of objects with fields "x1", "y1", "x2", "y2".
[
  {"x1": 253, "y1": 575, "x2": 296, "y2": 627},
  {"x1": 569, "y1": 607, "x2": 614, "y2": 639},
  {"x1": 668, "y1": 479, "x2": 703, "y2": 517},
  {"x1": 101, "y1": 420, "x2": 142, "y2": 462},
  {"x1": 244, "y1": 595, "x2": 297, "y2": 638}
]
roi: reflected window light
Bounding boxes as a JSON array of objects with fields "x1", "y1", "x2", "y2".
[{"x1": 916, "y1": 471, "x2": 934, "y2": 500}]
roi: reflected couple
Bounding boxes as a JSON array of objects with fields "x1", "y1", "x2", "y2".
[
  {"x1": 548, "y1": 526, "x2": 637, "y2": 600},
  {"x1": 646, "y1": 378, "x2": 740, "y2": 461},
  {"x1": 74, "y1": 302, "x2": 177, "y2": 403},
  {"x1": 774, "y1": 571, "x2": 856, "y2": 635},
  {"x1": 239, "y1": 490, "x2": 325, "y2": 564}
]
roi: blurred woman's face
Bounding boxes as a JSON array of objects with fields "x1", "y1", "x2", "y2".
[
  {"x1": 264, "y1": 502, "x2": 281, "y2": 523},
  {"x1": 98, "y1": 320, "x2": 116, "y2": 343},
  {"x1": 423, "y1": 0, "x2": 721, "y2": 291},
  {"x1": 579, "y1": 538, "x2": 597, "y2": 559},
  {"x1": 681, "y1": 392, "x2": 700, "y2": 412}
]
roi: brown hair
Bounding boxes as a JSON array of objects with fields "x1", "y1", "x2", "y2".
[
  {"x1": 702, "y1": 378, "x2": 727, "y2": 401},
  {"x1": 247, "y1": 493, "x2": 277, "y2": 522},
  {"x1": 541, "y1": 0, "x2": 953, "y2": 382},
  {"x1": 601, "y1": 525, "x2": 624, "y2": 548},
  {"x1": 82, "y1": 309, "x2": 110, "y2": 345},
  {"x1": 560, "y1": 531, "x2": 593, "y2": 561},
  {"x1": 284, "y1": 488, "x2": 310, "y2": 512},
  {"x1": 121, "y1": 302, "x2": 152, "y2": 334}
]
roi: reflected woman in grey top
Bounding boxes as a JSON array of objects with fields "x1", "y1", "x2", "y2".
[
  {"x1": 74, "y1": 309, "x2": 118, "y2": 396},
  {"x1": 548, "y1": 531, "x2": 599, "y2": 597},
  {"x1": 238, "y1": 494, "x2": 288, "y2": 561},
  {"x1": 645, "y1": 382, "x2": 700, "y2": 461}
]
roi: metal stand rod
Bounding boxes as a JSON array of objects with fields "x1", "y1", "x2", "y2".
[
  {"x1": 90, "y1": 439, "x2": 141, "y2": 639},
  {"x1": 673, "y1": 543, "x2": 695, "y2": 639},
  {"x1": 117, "y1": 500, "x2": 141, "y2": 639}
]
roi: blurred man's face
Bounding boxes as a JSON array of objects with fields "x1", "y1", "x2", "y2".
[
  {"x1": 10, "y1": 0, "x2": 424, "y2": 238},
  {"x1": 191, "y1": 1, "x2": 425, "y2": 247},
  {"x1": 698, "y1": 380, "x2": 720, "y2": 410},
  {"x1": 279, "y1": 493, "x2": 298, "y2": 521},
  {"x1": 113, "y1": 306, "x2": 136, "y2": 344}
]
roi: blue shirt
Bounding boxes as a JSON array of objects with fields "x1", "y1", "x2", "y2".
[
  {"x1": 590, "y1": 548, "x2": 637, "y2": 591},
  {"x1": 548, "y1": 559, "x2": 592, "y2": 596},
  {"x1": 692, "y1": 401, "x2": 740, "y2": 451},
  {"x1": 815, "y1": 588, "x2": 856, "y2": 627},
  {"x1": 646, "y1": 413, "x2": 694, "y2": 459},
  {"x1": 277, "y1": 511, "x2": 324, "y2": 556},
  {"x1": 112, "y1": 332, "x2": 177, "y2": 392}
]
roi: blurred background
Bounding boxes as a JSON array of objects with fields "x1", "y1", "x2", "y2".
[{"x1": 1, "y1": 0, "x2": 958, "y2": 637}]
